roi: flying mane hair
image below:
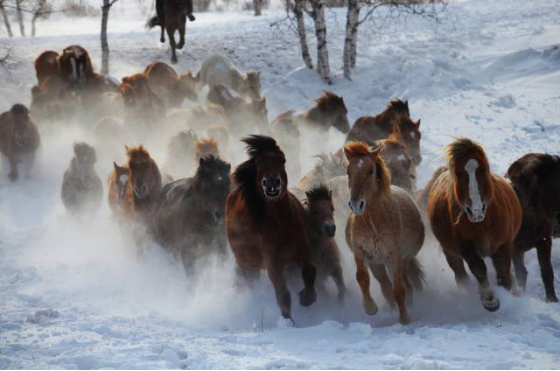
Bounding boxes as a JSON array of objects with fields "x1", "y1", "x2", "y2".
[
  {"x1": 233, "y1": 135, "x2": 286, "y2": 223},
  {"x1": 315, "y1": 91, "x2": 344, "y2": 111},
  {"x1": 445, "y1": 137, "x2": 488, "y2": 181},
  {"x1": 305, "y1": 184, "x2": 332, "y2": 205}
]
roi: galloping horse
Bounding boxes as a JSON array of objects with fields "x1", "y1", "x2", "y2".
[
  {"x1": 344, "y1": 141, "x2": 425, "y2": 324},
  {"x1": 297, "y1": 91, "x2": 350, "y2": 135},
  {"x1": 226, "y1": 135, "x2": 317, "y2": 321},
  {"x1": 426, "y1": 138, "x2": 522, "y2": 312},
  {"x1": 107, "y1": 162, "x2": 130, "y2": 218}
]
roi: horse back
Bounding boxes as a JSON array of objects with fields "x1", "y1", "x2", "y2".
[
  {"x1": 346, "y1": 115, "x2": 389, "y2": 145},
  {"x1": 35, "y1": 50, "x2": 60, "y2": 85}
]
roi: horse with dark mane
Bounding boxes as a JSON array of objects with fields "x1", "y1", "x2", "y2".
[
  {"x1": 345, "y1": 141, "x2": 425, "y2": 324},
  {"x1": 426, "y1": 138, "x2": 522, "y2": 312},
  {"x1": 61, "y1": 142, "x2": 103, "y2": 217},
  {"x1": 304, "y1": 185, "x2": 346, "y2": 302},
  {"x1": 0, "y1": 104, "x2": 40, "y2": 181},
  {"x1": 226, "y1": 135, "x2": 317, "y2": 321},
  {"x1": 154, "y1": 156, "x2": 231, "y2": 272},
  {"x1": 297, "y1": 91, "x2": 350, "y2": 135},
  {"x1": 107, "y1": 162, "x2": 130, "y2": 218},
  {"x1": 147, "y1": 0, "x2": 195, "y2": 64},
  {"x1": 506, "y1": 153, "x2": 560, "y2": 302},
  {"x1": 346, "y1": 99, "x2": 422, "y2": 165}
]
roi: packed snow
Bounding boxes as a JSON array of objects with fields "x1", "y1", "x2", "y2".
[{"x1": 1, "y1": 0, "x2": 560, "y2": 368}]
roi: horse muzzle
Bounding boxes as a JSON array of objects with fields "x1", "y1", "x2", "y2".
[
  {"x1": 15, "y1": 135, "x2": 28, "y2": 147},
  {"x1": 348, "y1": 199, "x2": 366, "y2": 216},
  {"x1": 322, "y1": 221, "x2": 336, "y2": 238},
  {"x1": 133, "y1": 184, "x2": 150, "y2": 199},
  {"x1": 262, "y1": 177, "x2": 282, "y2": 200},
  {"x1": 465, "y1": 204, "x2": 486, "y2": 223}
]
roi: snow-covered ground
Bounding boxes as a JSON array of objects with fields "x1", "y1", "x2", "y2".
[{"x1": 2, "y1": 0, "x2": 560, "y2": 368}]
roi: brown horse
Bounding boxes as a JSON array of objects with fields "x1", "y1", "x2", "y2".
[
  {"x1": 118, "y1": 75, "x2": 166, "y2": 129},
  {"x1": 426, "y1": 138, "x2": 522, "y2": 312},
  {"x1": 304, "y1": 184, "x2": 346, "y2": 302},
  {"x1": 154, "y1": 155, "x2": 231, "y2": 272},
  {"x1": 34, "y1": 46, "x2": 95, "y2": 87},
  {"x1": 506, "y1": 153, "x2": 560, "y2": 302},
  {"x1": 0, "y1": 104, "x2": 41, "y2": 181},
  {"x1": 147, "y1": 0, "x2": 195, "y2": 64},
  {"x1": 162, "y1": 129, "x2": 198, "y2": 179},
  {"x1": 344, "y1": 141, "x2": 425, "y2": 324},
  {"x1": 226, "y1": 135, "x2": 317, "y2": 321},
  {"x1": 34, "y1": 50, "x2": 60, "y2": 85},
  {"x1": 30, "y1": 75, "x2": 74, "y2": 122},
  {"x1": 107, "y1": 162, "x2": 130, "y2": 217},
  {"x1": 346, "y1": 99, "x2": 422, "y2": 165},
  {"x1": 195, "y1": 138, "x2": 220, "y2": 162},
  {"x1": 271, "y1": 110, "x2": 301, "y2": 181},
  {"x1": 207, "y1": 84, "x2": 268, "y2": 136},
  {"x1": 122, "y1": 145, "x2": 163, "y2": 228},
  {"x1": 61, "y1": 142, "x2": 103, "y2": 217},
  {"x1": 297, "y1": 91, "x2": 350, "y2": 135},
  {"x1": 144, "y1": 61, "x2": 197, "y2": 108},
  {"x1": 377, "y1": 136, "x2": 416, "y2": 193}
]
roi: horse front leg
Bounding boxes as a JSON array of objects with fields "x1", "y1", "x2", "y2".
[
  {"x1": 536, "y1": 236, "x2": 558, "y2": 303},
  {"x1": 370, "y1": 263, "x2": 395, "y2": 308},
  {"x1": 460, "y1": 244, "x2": 500, "y2": 312},
  {"x1": 512, "y1": 247, "x2": 528, "y2": 292},
  {"x1": 330, "y1": 265, "x2": 346, "y2": 304},
  {"x1": 391, "y1": 255, "x2": 410, "y2": 325},
  {"x1": 7, "y1": 154, "x2": 19, "y2": 181},
  {"x1": 266, "y1": 260, "x2": 293, "y2": 322},
  {"x1": 354, "y1": 249, "x2": 378, "y2": 315},
  {"x1": 176, "y1": 19, "x2": 186, "y2": 50},
  {"x1": 297, "y1": 250, "x2": 317, "y2": 307},
  {"x1": 491, "y1": 243, "x2": 513, "y2": 291},
  {"x1": 160, "y1": 25, "x2": 165, "y2": 43},
  {"x1": 167, "y1": 27, "x2": 178, "y2": 64}
]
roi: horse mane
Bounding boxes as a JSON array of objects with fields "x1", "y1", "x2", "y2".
[
  {"x1": 233, "y1": 135, "x2": 285, "y2": 222},
  {"x1": 195, "y1": 154, "x2": 229, "y2": 179},
  {"x1": 196, "y1": 138, "x2": 219, "y2": 159},
  {"x1": 305, "y1": 184, "x2": 332, "y2": 205},
  {"x1": 73, "y1": 141, "x2": 96, "y2": 162},
  {"x1": 344, "y1": 141, "x2": 392, "y2": 199},
  {"x1": 446, "y1": 137, "x2": 488, "y2": 179},
  {"x1": 387, "y1": 99, "x2": 409, "y2": 114},
  {"x1": 11, "y1": 104, "x2": 28, "y2": 116},
  {"x1": 126, "y1": 144, "x2": 162, "y2": 187},
  {"x1": 315, "y1": 91, "x2": 345, "y2": 111}
]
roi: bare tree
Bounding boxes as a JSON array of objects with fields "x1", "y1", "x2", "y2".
[
  {"x1": 31, "y1": 0, "x2": 51, "y2": 36},
  {"x1": 253, "y1": 0, "x2": 262, "y2": 15},
  {"x1": 100, "y1": 0, "x2": 118, "y2": 75},
  {"x1": 293, "y1": 0, "x2": 313, "y2": 69},
  {"x1": 15, "y1": 0, "x2": 25, "y2": 36},
  {"x1": 0, "y1": 0, "x2": 14, "y2": 37},
  {"x1": 308, "y1": 0, "x2": 331, "y2": 84}
]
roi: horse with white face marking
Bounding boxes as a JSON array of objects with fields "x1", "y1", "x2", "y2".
[{"x1": 426, "y1": 138, "x2": 522, "y2": 312}]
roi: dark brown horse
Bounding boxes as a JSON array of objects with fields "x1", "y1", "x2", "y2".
[
  {"x1": 154, "y1": 155, "x2": 231, "y2": 272},
  {"x1": 304, "y1": 185, "x2": 346, "y2": 303},
  {"x1": 506, "y1": 153, "x2": 560, "y2": 302},
  {"x1": 297, "y1": 91, "x2": 350, "y2": 135},
  {"x1": 144, "y1": 61, "x2": 197, "y2": 108},
  {"x1": 61, "y1": 142, "x2": 103, "y2": 217},
  {"x1": 226, "y1": 135, "x2": 317, "y2": 321},
  {"x1": 34, "y1": 50, "x2": 60, "y2": 85},
  {"x1": 346, "y1": 99, "x2": 422, "y2": 165},
  {"x1": 147, "y1": 0, "x2": 195, "y2": 64},
  {"x1": 426, "y1": 138, "x2": 522, "y2": 312},
  {"x1": 107, "y1": 162, "x2": 130, "y2": 218},
  {"x1": 0, "y1": 104, "x2": 41, "y2": 181}
]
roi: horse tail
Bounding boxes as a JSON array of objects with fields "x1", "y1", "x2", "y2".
[
  {"x1": 407, "y1": 257, "x2": 425, "y2": 291},
  {"x1": 416, "y1": 165, "x2": 447, "y2": 210},
  {"x1": 146, "y1": 15, "x2": 160, "y2": 29}
]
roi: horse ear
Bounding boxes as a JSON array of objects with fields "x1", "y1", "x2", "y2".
[
  {"x1": 405, "y1": 100, "x2": 409, "y2": 108},
  {"x1": 199, "y1": 156, "x2": 206, "y2": 167},
  {"x1": 226, "y1": 163, "x2": 231, "y2": 173},
  {"x1": 328, "y1": 190, "x2": 333, "y2": 200},
  {"x1": 415, "y1": 119, "x2": 421, "y2": 128},
  {"x1": 343, "y1": 147, "x2": 352, "y2": 161},
  {"x1": 113, "y1": 161, "x2": 120, "y2": 171},
  {"x1": 124, "y1": 145, "x2": 129, "y2": 151}
]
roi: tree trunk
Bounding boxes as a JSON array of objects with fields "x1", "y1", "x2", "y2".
[
  {"x1": 343, "y1": 0, "x2": 359, "y2": 79},
  {"x1": 100, "y1": 0, "x2": 112, "y2": 75},
  {"x1": 294, "y1": 0, "x2": 313, "y2": 69},
  {"x1": 309, "y1": 0, "x2": 331, "y2": 84},
  {"x1": 253, "y1": 0, "x2": 262, "y2": 16},
  {"x1": 15, "y1": 0, "x2": 25, "y2": 36},
  {"x1": 31, "y1": 0, "x2": 47, "y2": 37},
  {"x1": 31, "y1": 13, "x2": 38, "y2": 36},
  {"x1": 0, "y1": 3, "x2": 13, "y2": 37}
]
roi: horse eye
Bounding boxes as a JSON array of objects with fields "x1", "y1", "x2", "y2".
[{"x1": 369, "y1": 169, "x2": 374, "y2": 176}]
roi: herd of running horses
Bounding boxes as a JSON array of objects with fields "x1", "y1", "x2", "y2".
[{"x1": 1, "y1": 44, "x2": 559, "y2": 325}]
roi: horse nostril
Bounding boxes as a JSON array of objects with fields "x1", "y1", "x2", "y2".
[
  {"x1": 262, "y1": 178, "x2": 268, "y2": 187},
  {"x1": 359, "y1": 200, "x2": 365, "y2": 210},
  {"x1": 348, "y1": 201, "x2": 353, "y2": 210},
  {"x1": 465, "y1": 206, "x2": 473, "y2": 217}
]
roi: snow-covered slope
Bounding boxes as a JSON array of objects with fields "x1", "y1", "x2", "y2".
[{"x1": 1, "y1": 0, "x2": 560, "y2": 368}]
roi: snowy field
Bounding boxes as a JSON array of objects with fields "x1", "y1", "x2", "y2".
[{"x1": 1, "y1": 0, "x2": 560, "y2": 368}]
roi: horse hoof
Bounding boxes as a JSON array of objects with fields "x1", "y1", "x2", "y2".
[
  {"x1": 298, "y1": 288, "x2": 316, "y2": 307},
  {"x1": 160, "y1": 37, "x2": 165, "y2": 43},
  {"x1": 188, "y1": 14, "x2": 195, "y2": 21},
  {"x1": 399, "y1": 313, "x2": 411, "y2": 325},
  {"x1": 482, "y1": 298, "x2": 500, "y2": 312},
  {"x1": 546, "y1": 296, "x2": 559, "y2": 303},
  {"x1": 363, "y1": 299, "x2": 378, "y2": 316},
  {"x1": 176, "y1": 43, "x2": 184, "y2": 50},
  {"x1": 171, "y1": 57, "x2": 178, "y2": 64}
]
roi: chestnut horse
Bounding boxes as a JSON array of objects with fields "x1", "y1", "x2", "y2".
[
  {"x1": 346, "y1": 99, "x2": 422, "y2": 165},
  {"x1": 426, "y1": 138, "x2": 522, "y2": 312},
  {"x1": 0, "y1": 104, "x2": 40, "y2": 181},
  {"x1": 506, "y1": 153, "x2": 560, "y2": 302},
  {"x1": 304, "y1": 184, "x2": 346, "y2": 302},
  {"x1": 107, "y1": 162, "x2": 130, "y2": 217},
  {"x1": 61, "y1": 142, "x2": 103, "y2": 217},
  {"x1": 122, "y1": 145, "x2": 163, "y2": 229},
  {"x1": 154, "y1": 155, "x2": 231, "y2": 272},
  {"x1": 344, "y1": 141, "x2": 425, "y2": 324},
  {"x1": 226, "y1": 135, "x2": 317, "y2": 321},
  {"x1": 376, "y1": 136, "x2": 416, "y2": 193},
  {"x1": 144, "y1": 61, "x2": 197, "y2": 108},
  {"x1": 35, "y1": 46, "x2": 95, "y2": 87},
  {"x1": 297, "y1": 91, "x2": 350, "y2": 135}
]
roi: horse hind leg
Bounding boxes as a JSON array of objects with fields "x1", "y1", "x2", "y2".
[
  {"x1": 160, "y1": 25, "x2": 165, "y2": 43},
  {"x1": 491, "y1": 243, "x2": 513, "y2": 291},
  {"x1": 235, "y1": 265, "x2": 261, "y2": 289},
  {"x1": 176, "y1": 20, "x2": 186, "y2": 50},
  {"x1": 391, "y1": 256, "x2": 411, "y2": 325},
  {"x1": 402, "y1": 261, "x2": 414, "y2": 307},
  {"x1": 370, "y1": 263, "x2": 395, "y2": 309},
  {"x1": 512, "y1": 248, "x2": 528, "y2": 292},
  {"x1": 443, "y1": 249, "x2": 470, "y2": 289},
  {"x1": 536, "y1": 237, "x2": 558, "y2": 302},
  {"x1": 167, "y1": 27, "x2": 178, "y2": 64}
]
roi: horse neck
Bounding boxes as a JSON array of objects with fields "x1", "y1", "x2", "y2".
[
  {"x1": 305, "y1": 106, "x2": 329, "y2": 127},
  {"x1": 376, "y1": 110, "x2": 396, "y2": 130}
]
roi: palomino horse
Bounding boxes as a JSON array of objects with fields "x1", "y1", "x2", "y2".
[
  {"x1": 226, "y1": 135, "x2": 317, "y2": 321},
  {"x1": 147, "y1": 0, "x2": 195, "y2": 64},
  {"x1": 346, "y1": 99, "x2": 422, "y2": 165},
  {"x1": 107, "y1": 162, "x2": 130, "y2": 217},
  {"x1": 297, "y1": 91, "x2": 350, "y2": 135},
  {"x1": 426, "y1": 138, "x2": 522, "y2": 312},
  {"x1": 162, "y1": 129, "x2": 198, "y2": 179},
  {"x1": 61, "y1": 142, "x2": 103, "y2": 217},
  {"x1": 154, "y1": 155, "x2": 231, "y2": 272},
  {"x1": 144, "y1": 61, "x2": 197, "y2": 108},
  {"x1": 121, "y1": 145, "x2": 163, "y2": 229},
  {"x1": 506, "y1": 153, "x2": 560, "y2": 302},
  {"x1": 344, "y1": 141, "x2": 425, "y2": 324},
  {"x1": 304, "y1": 184, "x2": 346, "y2": 303},
  {"x1": 0, "y1": 104, "x2": 41, "y2": 181}
]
